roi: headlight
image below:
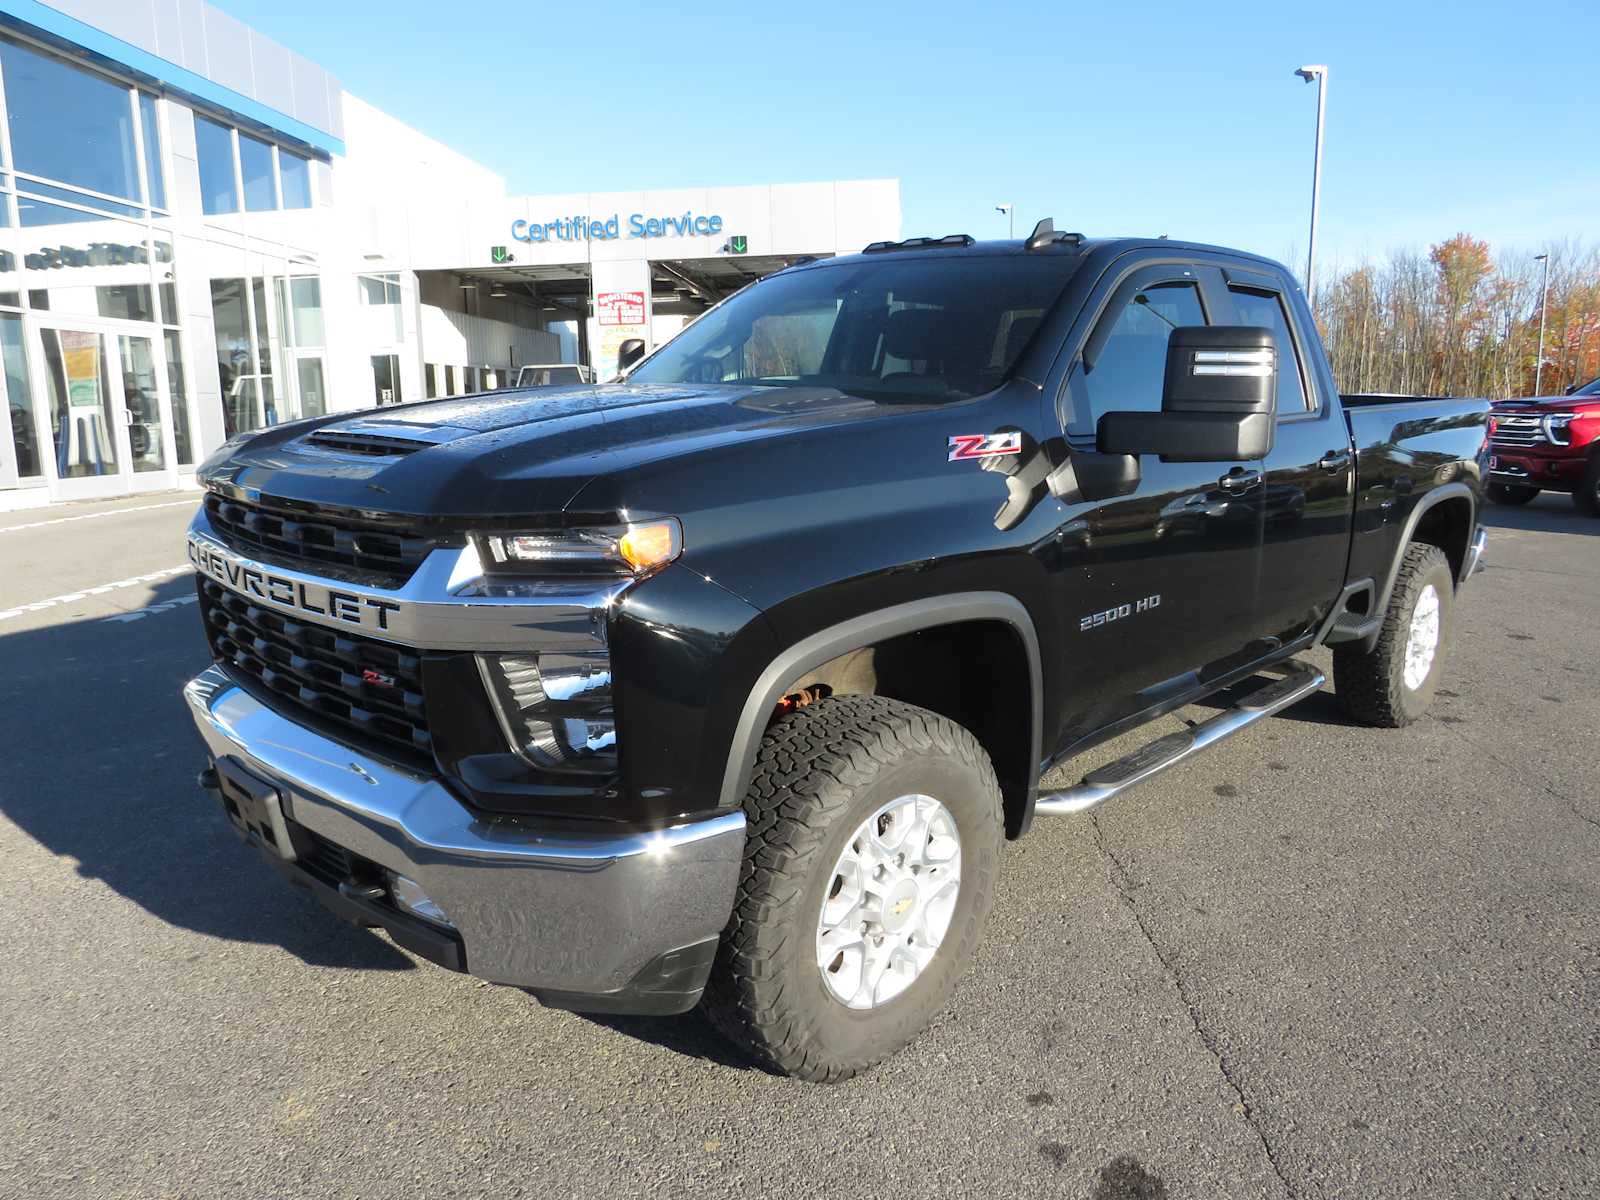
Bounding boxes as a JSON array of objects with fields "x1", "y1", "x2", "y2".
[
  {"x1": 473, "y1": 518, "x2": 682, "y2": 576},
  {"x1": 1541, "y1": 414, "x2": 1577, "y2": 445},
  {"x1": 476, "y1": 650, "x2": 616, "y2": 771}
]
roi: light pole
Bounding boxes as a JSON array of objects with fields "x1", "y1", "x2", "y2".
[
  {"x1": 996, "y1": 204, "x2": 1014, "y2": 239},
  {"x1": 1534, "y1": 253, "x2": 1551, "y2": 396},
  {"x1": 1295, "y1": 64, "x2": 1328, "y2": 303}
]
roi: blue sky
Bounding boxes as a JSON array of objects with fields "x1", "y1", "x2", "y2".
[{"x1": 219, "y1": 0, "x2": 1597, "y2": 274}]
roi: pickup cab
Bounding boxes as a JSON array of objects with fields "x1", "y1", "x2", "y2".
[
  {"x1": 182, "y1": 223, "x2": 1489, "y2": 1081},
  {"x1": 1487, "y1": 376, "x2": 1600, "y2": 514}
]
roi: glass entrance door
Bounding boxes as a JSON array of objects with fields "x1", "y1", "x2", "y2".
[{"x1": 35, "y1": 323, "x2": 179, "y2": 500}]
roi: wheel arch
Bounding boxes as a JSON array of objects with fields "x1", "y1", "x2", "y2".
[
  {"x1": 1379, "y1": 483, "x2": 1477, "y2": 610},
  {"x1": 719, "y1": 593, "x2": 1043, "y2": 839}
]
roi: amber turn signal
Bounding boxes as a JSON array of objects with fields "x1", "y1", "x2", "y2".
[{"x1": 617, "y1": 520, "x2": 682, "y2": 572}]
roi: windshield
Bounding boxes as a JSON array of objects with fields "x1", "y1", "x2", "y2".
[
  {"x1": 1572, "y1": 377, "x2": 1599, "y2": 397},
  {"x1": 628, "y1": 254, "x2": 1079, "y2": 402}
]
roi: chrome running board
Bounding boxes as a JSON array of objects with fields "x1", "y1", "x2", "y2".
[{"x1": 1033, "y1": 662, "x2": 1326, "y2": 818}]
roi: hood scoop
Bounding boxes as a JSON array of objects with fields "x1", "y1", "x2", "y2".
[{"x1": 304, "y1": 417, "x2": 477, "y2": 457}]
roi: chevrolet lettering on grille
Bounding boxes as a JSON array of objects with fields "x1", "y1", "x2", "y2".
[{"x1": 187, "y1": 537, "x2": 402, "y2": 632}]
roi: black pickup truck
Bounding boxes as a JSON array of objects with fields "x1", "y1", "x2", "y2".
[{"x1": 184, "y1": 223, "x2": 1489, "y2": 1081}]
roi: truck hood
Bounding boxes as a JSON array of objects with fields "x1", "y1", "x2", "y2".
[
  {"x1": 198, "y1": 383, "x2": 888, "y2": 519},
  {"x1": 1492, "y1": 397, "x2": 1600, "y2": 414}
]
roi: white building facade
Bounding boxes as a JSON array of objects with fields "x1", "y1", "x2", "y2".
[{"x1": 0, "y1": 0, "x2": 900, "y2": 510}]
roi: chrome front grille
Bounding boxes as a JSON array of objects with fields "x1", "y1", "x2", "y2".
[
  {"x1": 199, "y1": 578, "x2": 432, "y2": 763},
  {"x1": 203, "y1": 493, "x2": 456, "y2": 587},
  {"x1": 1491, "y1": 418, "x2": 1543, "y2": 447}
]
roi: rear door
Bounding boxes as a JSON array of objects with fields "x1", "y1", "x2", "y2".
[
  {"x1": 1049, "y1": 260, "x2": 1265, "y2": 738},
  {"x1": 1221, "y1": 266, "x2": 1352, "y2": 644}
]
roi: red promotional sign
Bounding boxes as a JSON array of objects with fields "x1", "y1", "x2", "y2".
[{"x1": 596, "y1": 290, "x2": 646, "y2": 326}]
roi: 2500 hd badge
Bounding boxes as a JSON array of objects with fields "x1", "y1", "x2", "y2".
[{"x1": 187, "y1": 537, "x2": 400, "y2": 631}]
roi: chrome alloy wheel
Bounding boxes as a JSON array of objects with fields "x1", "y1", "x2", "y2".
[
  {"x1": 815, "y1": 794, "x2": 962, "y2": 1010},
  {"x1": 1404, "y1": 583, "x2": 1441, "y2": 690}
]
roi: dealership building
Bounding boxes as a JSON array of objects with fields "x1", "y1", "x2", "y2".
[{"x1": 0, "y1": 0, "x2": 900, "y2": 509}]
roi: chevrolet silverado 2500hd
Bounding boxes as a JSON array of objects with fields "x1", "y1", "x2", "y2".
[{"x1": 184, "y1": 223, "x2": 1489, "y2": 1081}]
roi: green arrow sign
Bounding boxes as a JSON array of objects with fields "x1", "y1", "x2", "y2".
[
  {"x1": 728, "y1": 235, "x2": 748, "y2": 255},
  {"x1": 490, "y1": 245, "x2": 511, "y2": 264}
]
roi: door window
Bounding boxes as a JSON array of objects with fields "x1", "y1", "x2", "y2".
[
  {"x1": 41, "y1": 329, "x2": 117, "y2": 478},
  {"x1": 1078, "y1": 281, "x2": 1206, "y2": 419},
  {"x1": 118, "y1": 335, "x2": 166, "y2": 473},
  {"x1": 1228, "y1": 288, "x2": 1310, "y2": 413}
]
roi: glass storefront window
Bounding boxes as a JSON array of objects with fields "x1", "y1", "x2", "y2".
[
  {"x1": 2, "y1": 313, "x2": 40, "y2": 478},
  {"x1": 164, "y1": 328, "x2": 193, "y2": 465},
  {"x1": 138, "y1": 92, "x2": 165, "y2": 210},
  {"x1": 196, "y1": 117, "x2": 238, "y2": 215},
  {"x1": 239, "y1": 134, "x2": 276, "y2": 212},
  {"x1": 277, "y1": 277, "x2": 324, "y2": 347},
  {"x1": 0, "y1": 39, "x2": 143, "y2": 204},
  {"x1": 296, "y1": 359, "x2": 326, "y2": 418},
  {"x1": 359, "y1": 273, "x2": 404, "y2": 342},
  {"x1": 280, "y1": 151, "x2": 312, "y2": 209},
  {"x1": 119, "y1": 334, "x2": 166, "y2": 473}
]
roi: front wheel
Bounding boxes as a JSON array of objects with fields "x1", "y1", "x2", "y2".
[
  {"x1": 1487, "y1": 481, "x2": 1538, "y2": 506},
  {"x1": 1333, "y1": 543, "x2": 1456, "y2": 727},
  {"x1": 704, "y1": 695, "x2": 1002, "y2": 1082}
]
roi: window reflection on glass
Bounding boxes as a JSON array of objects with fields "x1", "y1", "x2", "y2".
[
  {"x1": 138, "y1": 92, "x2": 165, "y2": 209},
  {"x1": 119, "y1": 334, "x2": 166, "y2": 472},
  {"x1": 2, "y1": 313, "x2": 41, "y2": 478},
  {"x1": 210, "y1": 278, "x2": 252, "y2": 435},
  {"x1": 195, "y1": 117, "x2": 237, "y2": 215},
  {"x1": 239, "y1": 134, "x2": 275, "y2": 212},
  {"x1": 164, "y1": 328, "x2": 193, "y2": 465},
  {"x1": 0, "y1": 39, "x2": 141, "y2": 203},
  {"x1": 296, "y1": 358, "x2": 326, "y2": 418},
  {"x1": 97, "y1": 284, "x2": 156, "y2": 323},
  {"x1": 372, "y1": 354, "x2": 401, "y2": 406},
  {"x1": 279, "y1": 151, "x2": 312, "y2": 209},
  {"x1": 41, "y1": 328, "x2": 118, "y2": 477},
  {"x1": 359, "y1": 274, "x2": 404, "y2": 342},
  {"x1": 275, "y1": 276, "x2": 324, "y2": 347},
  {"x1": 15, "y1": 192, "x2": 139, "y2": 226},
  {"x1": 0, "y1": 171, "x2": 10, "y2": 228}
]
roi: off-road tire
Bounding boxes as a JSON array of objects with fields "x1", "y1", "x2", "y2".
[
  {"x1": 1571, "y1": 454, "x2": 1600, "y2": 516},
  {"x1": 1333, "y1": 543, "x2": 1455, "y2": 728},
  {"x1": 1486, "y1": 481, "x2": 1538, "y2": 506},
  {"x1": 703, "y1": 695, "x2": 1002, "y2": 1082}
]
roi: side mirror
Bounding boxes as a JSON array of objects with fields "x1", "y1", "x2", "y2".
[
  {"x1": 1564, "y1": 383, "x2": 1577, "y2": 396},
  {"x1": 617, "y1": 338, "x2": 647, "y2": 373},
  {"x1": 1097, "y1": 326, "x2": 1277, "y2": 462}
]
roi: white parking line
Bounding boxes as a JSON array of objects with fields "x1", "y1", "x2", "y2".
[
  {"x1": 0, "y1": 565, "x2": 193, "y2": 623},
  {"x1": 0, "y1": 498, "x2": 196, "y2": 534}
]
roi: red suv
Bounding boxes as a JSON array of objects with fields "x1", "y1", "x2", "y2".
[{"x1": 1488, "y1": 377, "x2": 1600, "y2": 514}]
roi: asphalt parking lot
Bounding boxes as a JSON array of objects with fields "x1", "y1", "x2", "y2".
[{"x1": 1, "y1": 490, "x2": 1595, "y2": 1200}]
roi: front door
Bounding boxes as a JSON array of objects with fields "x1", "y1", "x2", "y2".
[
  {"x1": 34, "y1": 322, "x2": 180, "y2": 501},
  {"x1": 1220, "y1": 270, "x2": 1352, "y2": 644},
  {"x1": 1048, "y1": 262, "x2": 1266, "y2": 745}
]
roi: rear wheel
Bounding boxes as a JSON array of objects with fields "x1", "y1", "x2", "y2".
[
  {"x1": 1333, "y1": 543, "x2": 1455, "y2": 728},
  {"x1": 1571, "y1": 455, "x2": 1600, "y2": 516},
  {"x1": 704, "y1": 695, "x2": 1002, "y2": 1082},
  {"x1": 1487, "y1": 481, "x2": 1538, "y2": 506}
]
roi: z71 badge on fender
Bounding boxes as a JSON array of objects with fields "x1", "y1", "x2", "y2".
[{"x1": 948, "y1": 432, "x2": 1023, "y2": 461}]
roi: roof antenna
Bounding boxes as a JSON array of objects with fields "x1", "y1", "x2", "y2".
[{"x1": 1025, "y1": 218, "x2": 1056, "y2": 251}]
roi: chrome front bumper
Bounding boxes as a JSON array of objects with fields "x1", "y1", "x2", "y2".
[{"x1": 184, "y1": 666, "x2": 745, "y2": 1008}]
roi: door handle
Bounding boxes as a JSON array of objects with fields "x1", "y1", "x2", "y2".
[
  {"x1": 1317, "y1": 450, "x2": 1351, "y2": 472},
  {"x1": 1218, "y1": 468, "x2": 1261, "y2": 493}
]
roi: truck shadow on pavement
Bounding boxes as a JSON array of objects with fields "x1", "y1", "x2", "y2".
[
  {"x1": 1479, "y1": 496, "x2": 1600, "y2": 537},
  {"x1": 0, "y1": 577, "x2": 416, "y2": 973}
]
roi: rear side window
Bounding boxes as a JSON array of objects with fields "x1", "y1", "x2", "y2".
[
  {"x1": 1077, "y1": 281, "x2": 1206, "y2": 418},
  {"x1": 1229, "y1": 288, "x2": 1310, "y2": 413}
]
